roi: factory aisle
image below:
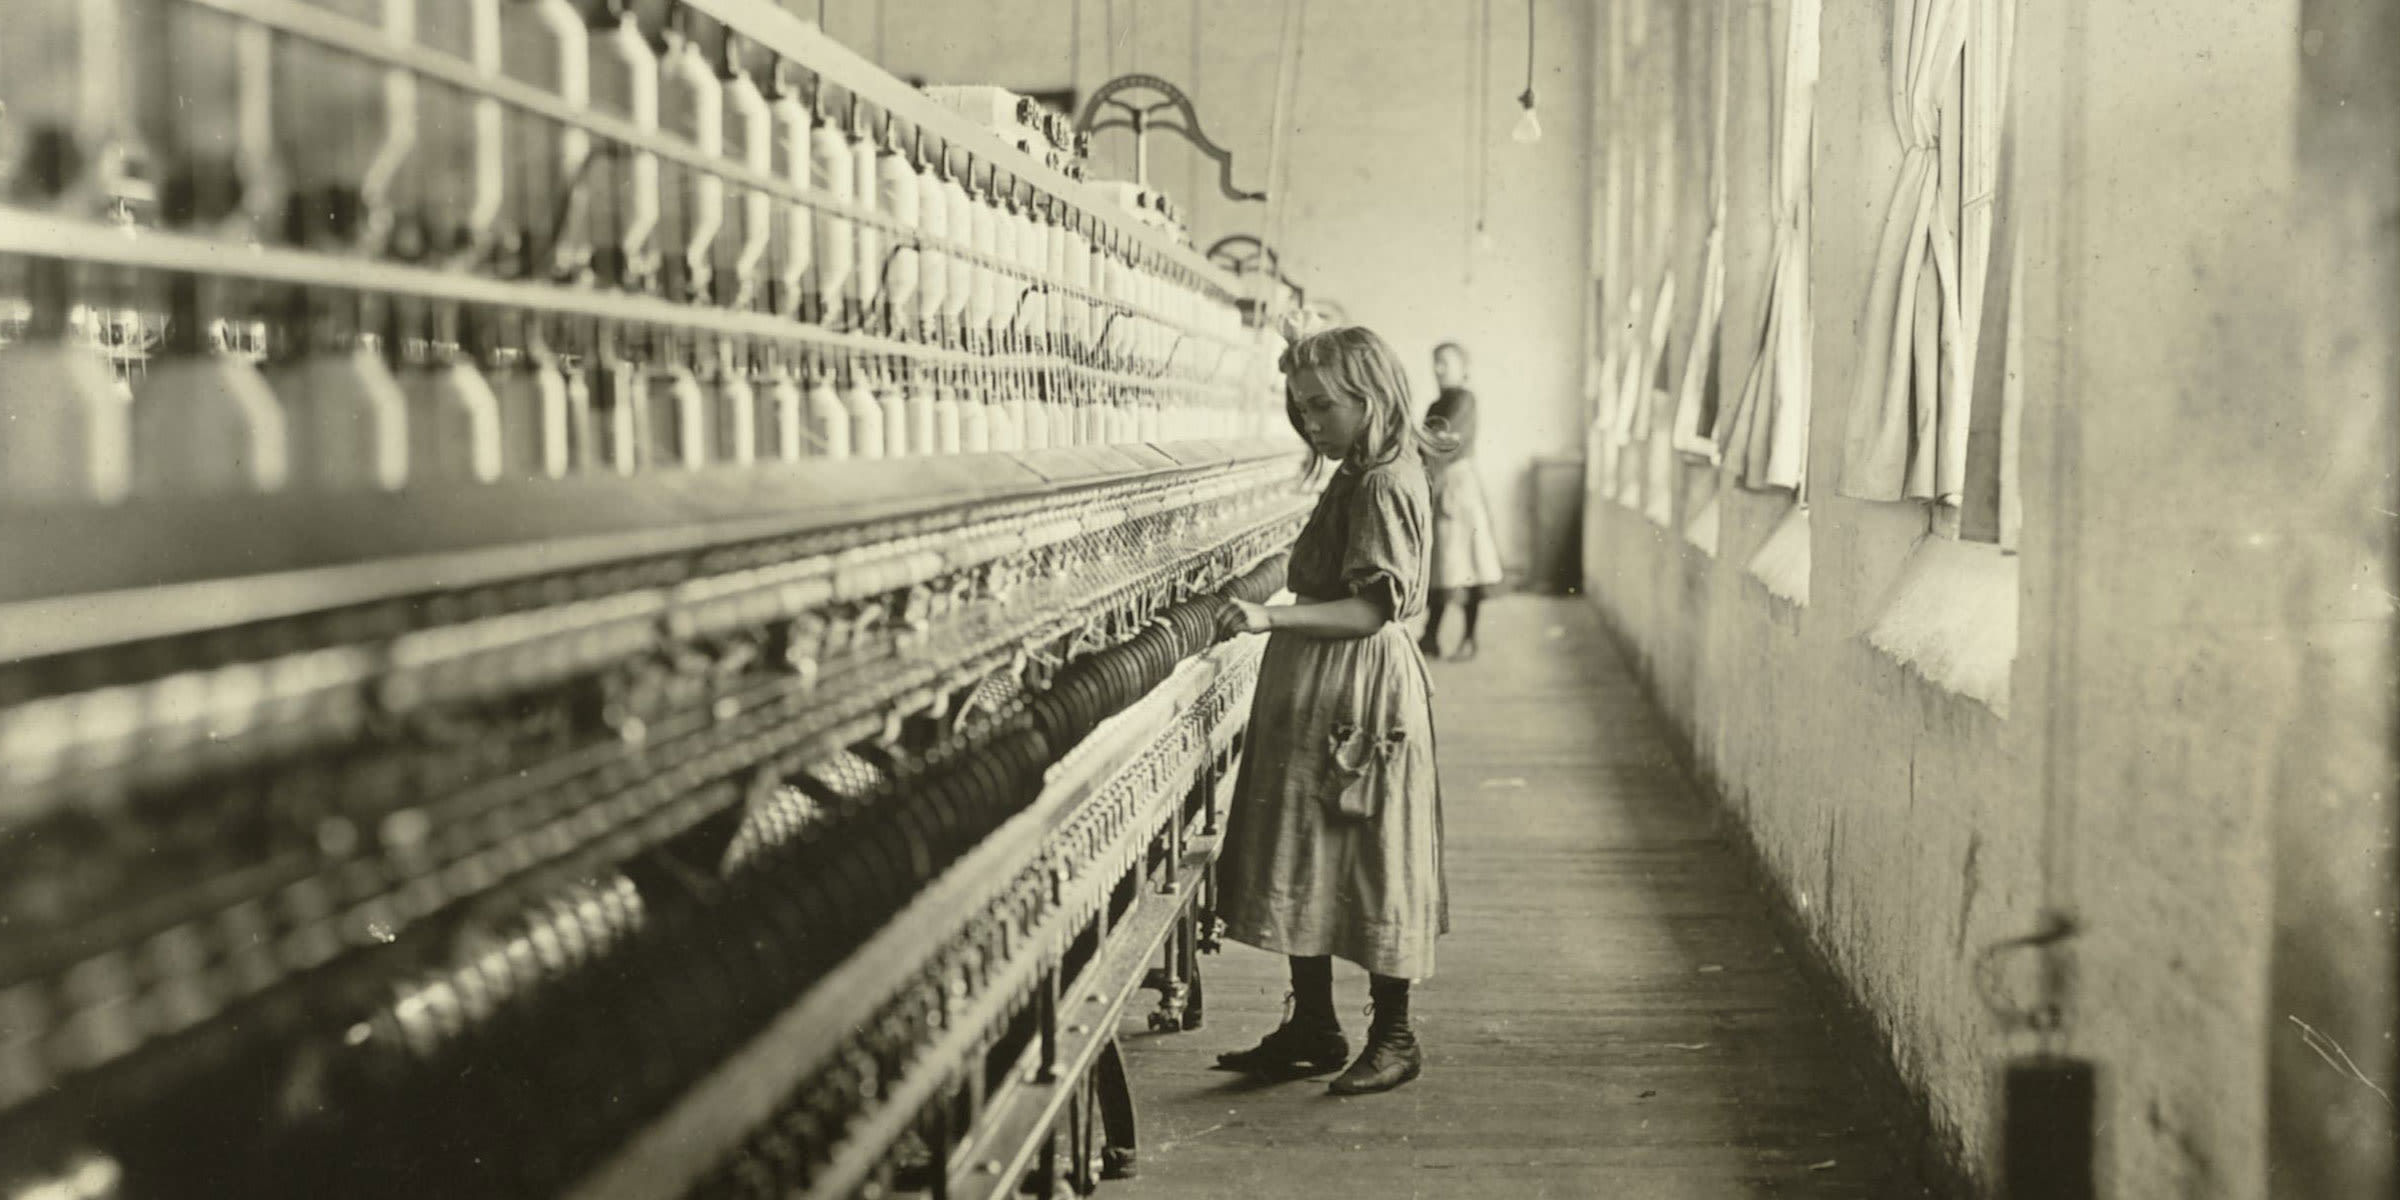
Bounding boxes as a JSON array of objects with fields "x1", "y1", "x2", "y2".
[{"x1": 1112, "y1": 598, "x2": 1932, "y2": 1199}]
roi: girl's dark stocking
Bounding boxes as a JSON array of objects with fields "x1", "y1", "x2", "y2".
[
  {"x1": 1290, "y1": 954, "x2": 1335, "y2": 1024},
  {"x1": 1420, "y1": 590, "x2": 1450, "y2": 657},
  {"x1": 1453, "y1": 586, "x2": 1485, "y2": 660}
]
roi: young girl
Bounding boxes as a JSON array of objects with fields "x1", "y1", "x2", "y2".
[
  {"x1": 1419, "y1": 342, "x2": 1506, "y2": 660},
  {"x1": 1212, "y1": 326, "x2": 1448, "y2": 1096}
]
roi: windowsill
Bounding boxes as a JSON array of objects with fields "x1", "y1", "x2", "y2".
[
  {"x1": 1684, "y1": 490, "x2": 1722, "y2": 556},
  {"x1": 1613, "y1": 468, "x2": 1642, "y2": 510},
  {"x1": 1746, "y1": 502, "x2": 1812, "y2": 608},
  {"x1": 1863, "y1": 535, "x2": 2019, "y2": 715}
]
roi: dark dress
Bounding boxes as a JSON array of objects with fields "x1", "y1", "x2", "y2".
[
  {"x1": 1423, "y1": 387, "x2": 1506, "y2": 589},
  {"x1": 1215, "y1": 451, "x2": 1451, "y2": 979}
]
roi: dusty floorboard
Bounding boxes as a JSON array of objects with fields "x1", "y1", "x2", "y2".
[{"x1": 1110, "y1": 598, "x2": 1925, "y2": 1199}]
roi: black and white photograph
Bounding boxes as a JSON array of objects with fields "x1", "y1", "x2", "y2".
[{"x1": 0, "y1": 1, "x2": 2391, "y2": 1197}]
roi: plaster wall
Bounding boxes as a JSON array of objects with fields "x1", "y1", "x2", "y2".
[
  {"x1": 1583, "y1": 1, "x2": 2397, "y2": 1196},
  {"x1": 825, "y1": 0, "x2": 1596, "y2": 572}
]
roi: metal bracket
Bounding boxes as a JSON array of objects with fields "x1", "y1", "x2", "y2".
[
  {"x1": 1207, "y1": 233, "x2": 1308, "y2": 319},
  {"x1": 1204, "y1": 234, "x2": 1280, "y2": 280},
  {"x1": 1075, "y1": 74, "x2": 1264, "y2": 202}
]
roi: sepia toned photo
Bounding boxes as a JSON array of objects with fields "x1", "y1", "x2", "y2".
[{"x1": 0, "y1": 2, "x2": 2391, "y2": 1197}]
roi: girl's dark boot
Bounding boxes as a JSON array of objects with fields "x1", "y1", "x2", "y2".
[
  {"x1": 1219, "y1": 955, "x2": 1353, "y2": 1080},
  {"x1": 1215, "y1": 955, "x2": 1348, "y2": 1075},
  {"x1": 1329, "y1": 974, "x2": 1422, "y2": 1095}
]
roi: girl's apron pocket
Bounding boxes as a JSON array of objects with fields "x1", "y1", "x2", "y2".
[{"x1": 1322, "y1": 719, "x2": 1410, "y2": 821}]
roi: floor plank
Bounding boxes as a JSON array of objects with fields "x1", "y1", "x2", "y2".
[{"x1": 1110, "y1": 598, "x2": 1926, "y2": 1199}]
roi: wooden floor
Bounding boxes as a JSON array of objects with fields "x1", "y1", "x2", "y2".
[{"x1": 1110, "y1": 598, "x2": 1926, "y2": 1199}]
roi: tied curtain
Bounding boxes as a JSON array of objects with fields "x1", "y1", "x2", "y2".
[
  {"x1": 1608, "y1": 274, "x2": 1673, "y2": 508},
  {"x1": 1669, "y1": 0, "x2": 1735, "y2": 464},
  {"x1": 1588, "y1": 0, "x2": 1633, "y2": 501},
  {"x1": 1589, "y1": 288, "x2": 1630, "y2": 500},
  {"x1": 1593, "y1": 0, "x2": 1680, "y2": 512},
  {"x1": 1836, "y1": 0, "x2": 1974, "y2": 504},
  {"x1": 1717, "y1": 0, "x2": 1820, "y2": 493},
  {"x1": 1641, "y1": 273, "x2": 1679, "y2": 524}
]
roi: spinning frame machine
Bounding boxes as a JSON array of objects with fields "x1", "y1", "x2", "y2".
[{"x1": 0, "y1": 2, "x2": 1306, "y2": 1197}]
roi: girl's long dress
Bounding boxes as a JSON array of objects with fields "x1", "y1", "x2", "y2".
[
  {"x1": 1217, "y1": 452, "x2": 1450, "y2": 980},
  {"x1": 1425, "y1": 387, "x2": 1507, "y2": 590}
]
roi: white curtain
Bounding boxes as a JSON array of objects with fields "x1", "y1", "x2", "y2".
[
  {"x1": 1606, "y1": 282, "x2": 1649, "y2": 505},
  {"x1": 1596, "y1": 0, "x2": 1700, "y2": 512},
  {"x1": 1642, "y1": 275, "x2": 1679, "y2": 525},
  {"x1": 1671, "y1": 0, "x2": 1733, "y2": 464},
  {"x1": 1836, "y1": 0, "x2": 1973, "y2": 504},
  {"x1": 1673, "y1": 225, "x2": 1728, "y2": 462},
  {"x1": 1589, "y1": 0, "x2": 1631, "y2": 502},
  {"x1": 1585, "y1": 355, "x2": 1613, "y2": 499},
  {"x1": 1610, "y1": 274, "x2": 1673, "y2": 508},
  {"x1": 1629, "y1": 274, "x2": 1676, "y2": 443},
  {"x1": 1593, "y1": 280, "x2": 1640, "y2": 501},
  {"x1": 1716, "y1": 0, "x2": 1820, "y2": 493}
]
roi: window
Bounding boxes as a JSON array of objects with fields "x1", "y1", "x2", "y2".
[
  {"x1": 1847, "y1": 0, "x2": 2023, "y2": 712},
  {"x1": 1671, "y1": 0, "x2": 1730, "y2": 471},
  {"x1": 1673, "y1": 0, "x2": 1734, "y2": 554},
  {"x1": 1716, "y1": 0, "x2": 1818, "y2": 497},
  {"x1": 1834, "y1": 0, "x2": 2022, "y2": 551},
  {"x1": 1953, "y1": 0, "x2": 2021, "y2": 548}
]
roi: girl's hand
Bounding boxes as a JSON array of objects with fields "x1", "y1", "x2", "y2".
[
  {"x1": 1423, "y1": 417, "x2": 1462, "y2": 453},
  {"x1": 1217, "y1": 599, "x2": 1274, "y2": 639}
]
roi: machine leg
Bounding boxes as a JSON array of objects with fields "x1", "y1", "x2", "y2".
[
  {"x1": 1078, "y1": 1064, "x2": 1116, "y2": 1194},
  {"x1": 1095, "y1": 1039, "x2": 1140, "y2": 1181},
  {"x1": 1032, "y1": 1124, "x2": 1062, "y2": 1199},
  {"x1": 1196, "y1": 865, "x2": 1222, "y2": 955},
  {"x1": 1173, "y1": 914, "x2": 1205, "y2": 1031},
  {"x1": 1146, "y1": 914, "x2": 1193, "y2": 1033},
  {"x1": 929, "y1": 1098, "x2": 952, "y2": 1200},
  {"x1": 1184, "y1": 959, "x2": 1205, "y2": 1032},
  {"x1": 1078, "y1": 1071, "x2": 1100, "y2": 1194},
  {"x1": 1038, "y1": 969, "x2": 1061, "y2": 1082}
]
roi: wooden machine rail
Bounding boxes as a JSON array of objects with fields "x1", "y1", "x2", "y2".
[{"x1": 578, "y1": 634, "x2": 1260, "y2": 1200}]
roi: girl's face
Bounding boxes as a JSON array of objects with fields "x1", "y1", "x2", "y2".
[
  {"x1": 1291, "y1": 368, "x2": 1368, "y2": 459},
  {"x1": 1433, "y1": 348, "x2": 1466, "y2": 388}
]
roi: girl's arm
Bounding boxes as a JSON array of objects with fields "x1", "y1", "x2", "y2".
[
  {"x1": 1220, "y1": 466, "x2": 1417, "y2": 642},
  {"x1": 1441, "y1": 390, "x2": 1479, "y2": 454},
  {"x1": 1219, "y1": 595, "x2": 1388, "y2": 640},
  {"x1": 1422, "y1": 392, "x2": 1477, "y2": 465}
]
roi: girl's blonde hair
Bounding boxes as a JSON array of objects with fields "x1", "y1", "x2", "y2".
[{"x1": 1279, "y1": 326, "x2": 1425, "y2": 474}]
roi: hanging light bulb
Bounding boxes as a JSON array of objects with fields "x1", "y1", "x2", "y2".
[
  {"x1": 1509, "y1": 0, "x2": 1541, "y2": 145},
  {"x1": 1512, "y1": 90, "x2": 1543, "y2": 145}
]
